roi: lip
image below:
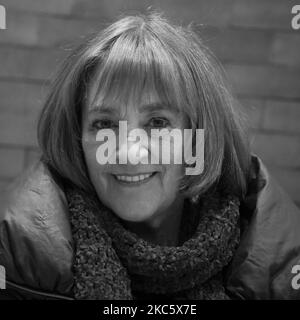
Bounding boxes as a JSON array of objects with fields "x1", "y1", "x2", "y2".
[{"x1": 112, "y1": 172, "x2": 158, "y2": 186}]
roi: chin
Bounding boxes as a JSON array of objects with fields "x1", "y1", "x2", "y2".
[{"x1": 110, "y1": 201, "x2": 158, "y2": 223}]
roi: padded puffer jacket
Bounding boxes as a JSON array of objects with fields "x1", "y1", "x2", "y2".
[{"x1": 0, "y1": 155, "x2": 300, "y2": 299}]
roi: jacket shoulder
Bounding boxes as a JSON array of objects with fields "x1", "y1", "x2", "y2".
[
  {"x1": 0, "y1": 161, "x2": 74, "y2": 299},
  {"x1": 226, "y1": 155, "x2": 300, "y2": 299}
]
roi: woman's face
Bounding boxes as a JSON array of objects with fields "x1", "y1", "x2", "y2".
[{"x1": 82, "y1": 82, "x2": 186, "y2": 224}]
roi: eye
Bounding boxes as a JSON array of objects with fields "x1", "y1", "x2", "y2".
[
  {"x1": 147, "y1": 117, "x2": 171, "y2": 129},
  {"x1": 91, "y1": 119, "x2": 117, "y2": 130}
]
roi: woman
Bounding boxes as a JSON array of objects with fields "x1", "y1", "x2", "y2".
[{"x1": 0, "y1": 13, "x2": 300, "y2": 300}]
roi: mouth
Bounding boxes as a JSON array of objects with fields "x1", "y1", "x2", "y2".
[{"x1": 112, "y1": 172, "x2": 157, "y2": 185}]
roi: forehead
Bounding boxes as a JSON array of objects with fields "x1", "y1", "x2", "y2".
[{"x1": 86, "y1": 75, "x2": 180, "y2": 117}]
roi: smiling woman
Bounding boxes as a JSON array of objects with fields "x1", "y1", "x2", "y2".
[{"x1": 0, "y1": 12, "x2": 300, "y2": 300}]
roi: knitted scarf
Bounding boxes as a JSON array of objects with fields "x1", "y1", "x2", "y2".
[{"x1": 66, "y1": 187, "x2": 240, "y2": 300}]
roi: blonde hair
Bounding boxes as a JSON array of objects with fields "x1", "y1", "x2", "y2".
[{"x1": 38, "y1": 12, "x2": 251, "y2": 198}]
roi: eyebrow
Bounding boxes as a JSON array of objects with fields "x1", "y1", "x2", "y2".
[
  {"x1": 88, "y1": 102, "x2": 178, "y2": 115},
  {"x1": 140, "y1": 102, "x2": 177, "y2": 114},
  {"x1": 88, "y1": 104, "x2": 117, "y2": 115}
]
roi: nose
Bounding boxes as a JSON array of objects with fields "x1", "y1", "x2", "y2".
[{"x1": 117, "y1": 131, "x2": 149, "y2": 165}]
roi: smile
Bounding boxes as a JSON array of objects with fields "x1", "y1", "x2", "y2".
[{"x1": 113, "y1": 173, "x2": 156, "y2": 183}]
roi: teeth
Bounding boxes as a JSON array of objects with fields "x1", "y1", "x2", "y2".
[{"x1": 115, "y1": 173, "x2": 153, "y2": 182}]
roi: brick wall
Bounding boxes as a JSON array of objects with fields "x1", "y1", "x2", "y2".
[{"x1": 0, "y1": 0, "x2": 299, "y2": 205}]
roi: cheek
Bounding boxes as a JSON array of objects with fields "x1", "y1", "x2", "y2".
[
  {"x1": 82, "y1": 130, "x2": 106, "y2": 171},
  {"x1": 161, "y1": 165, "x2": 184, "y2": 198},
  {"x1": 82, "y1": 139, "x2": 98, "y2": 170},
  {"x1": 150, "y1": 133, "x2": 184, "y2": 165},
  {"x1": 82, "y1": 139, "x2": 108, "y2": 189}
]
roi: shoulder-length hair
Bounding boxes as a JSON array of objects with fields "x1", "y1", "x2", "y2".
[{"x1": 38, "y1": 12, "x2": 251, "y2": 199}]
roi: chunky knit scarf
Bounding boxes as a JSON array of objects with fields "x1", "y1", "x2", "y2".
[{"x1": 65, "y1": 187, "x2": 240, "y2": 300}]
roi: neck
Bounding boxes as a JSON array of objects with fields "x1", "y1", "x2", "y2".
[{"x1": 122, "y1": 197, "x2": 185, "y2": 246}]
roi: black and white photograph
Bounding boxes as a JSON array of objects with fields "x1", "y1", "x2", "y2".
[{"x1": 0, "y1": 0, "x2": 300, "y2": 308}]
